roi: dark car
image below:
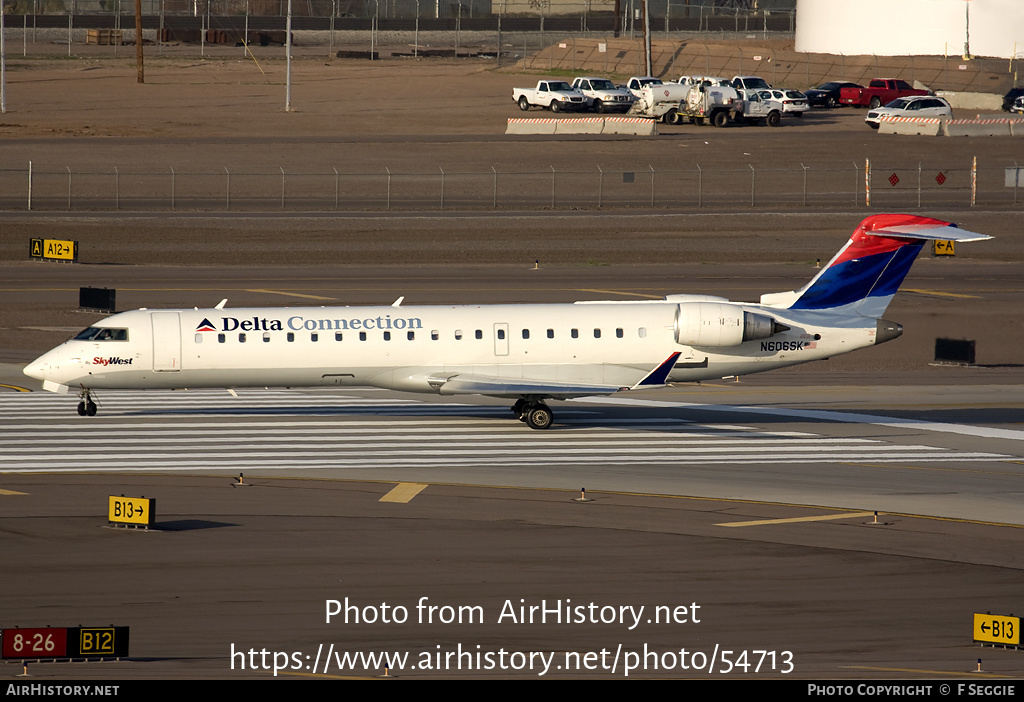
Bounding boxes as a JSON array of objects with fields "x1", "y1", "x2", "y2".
[
  {"x1": 805, "y1": 81, "x2": 862, "y2": 108},
  {"x1": 1003, "y1": 87, "x2": 1024, "y2": 112}
]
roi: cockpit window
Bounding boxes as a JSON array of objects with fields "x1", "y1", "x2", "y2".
[{"x1": 74, "y1": 327, "x2": 128, "y2": 341}]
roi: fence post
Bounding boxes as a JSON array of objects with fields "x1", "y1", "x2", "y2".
[
  {"x1": 492, "y1": 166, "x2": 497, "y2": 208},
  {"x1": 27, "y1": 161, "x2": 31, "y2": 211},
  {"x1": 170, "y1": 167, "x2": 175, "y2": 211},
  {"x1": 865, "y1": 158, "x2": 871, "y2": 207},
  {"x1": 749, "y1": 164, "x2": 755, "y2": 207},
  {"x1": 66, "y1": 166, "x2": 72, "y2": 211},
  {"x1": 386, "y1": 166, "x2": 391, "y2": 211},
  {"x1": 801, "y1": 163, "x2": 808, "y2": 206},
  {"x1": 334, "y1": 167, "x2": 339, "y2": 210},
  {"x1": 550, "y1": 165, "x2": 555, "y2": 208},
  {"x1": 115, "y1": 166, "x2": 119, "y2": 211},
  {"x1": 649, "y1": 164, "x2": 655, "y2": 207},
  {"x1": 439, "y1": 167, "x2": 445, "y2": 210},
  {"x1": 280, "y1": 167, "x2": 286, "y2": 210},
  {"x1": 597, "y1": 165, "x2": 603, "y2": 207},
  {"x1": 971, "y1": 156, "x2": 977, "y2": 207},
  {"x1": 917, "y1": 162, "x2": 921, "y2": 208},
  {"x1": 225, "y1": 167, "x2": 231, "y2": 210},
  {"x1": 696, "y1": 163, "x2": 702, "y2": 207}
]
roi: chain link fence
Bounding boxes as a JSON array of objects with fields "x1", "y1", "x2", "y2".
[{"x1": 8, "y1": 159, "x2": 1022, "y2": 212}]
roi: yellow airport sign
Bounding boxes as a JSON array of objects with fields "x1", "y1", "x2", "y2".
[
  {"x1": 933, "y1": 239, "x2": 955, "y2": 256},
  {"x1": 29, "y1": 238, "x2": 78, "y2": 262},
  {"x1": 973, "y1": 613, "x2": 1019, "y2": 645},
  {"x1": 108, "y1": 495, "x2": 156, "y2": 527}
]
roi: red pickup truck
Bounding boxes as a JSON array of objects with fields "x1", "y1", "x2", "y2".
[{"x1": 839, "y1": 79, "x2": 929, "y2": 109}]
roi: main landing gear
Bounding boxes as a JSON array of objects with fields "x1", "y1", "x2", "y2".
[
  {"x1": 511, "y1": 399, "x2": 554, "y2": 430},
  {"x1": 77, "y1": 389, "x2": 97, "y2": 416}
]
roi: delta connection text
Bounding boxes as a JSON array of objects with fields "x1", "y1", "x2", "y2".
[{"x1": 209, "y1": 314, "x2": 424, "y2": 332}]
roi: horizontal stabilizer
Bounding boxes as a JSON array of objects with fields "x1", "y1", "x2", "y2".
[{"x1": 872, "y1": 224, "x2": 991, "y2": 242}]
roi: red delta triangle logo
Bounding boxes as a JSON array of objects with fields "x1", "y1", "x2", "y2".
[{"x1": 196, "y1": 318, "x2": 217, "y2": 332}]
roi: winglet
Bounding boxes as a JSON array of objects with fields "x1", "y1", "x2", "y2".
[{"x1": 632, "y1": 352, "x2": 681, "y2": 389}]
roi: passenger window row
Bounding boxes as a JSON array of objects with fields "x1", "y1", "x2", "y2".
[{"x1": 197, "y1": 327, "x2": 648, "y2": 344}]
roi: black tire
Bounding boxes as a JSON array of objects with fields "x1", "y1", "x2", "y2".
[
  {"x1": 550, "y1": 100, "x2": 561, "y2": 113},
  {"x1": 77, "y1": 402, "x2": 87, "y2": 416},
  {"x1": 518, "y1": 96, "x2": 530, "y2": 111},
  {"x1": 869, "y1": 96, "x2": 881, "y2": 109},
  {"x1": 767, "y1": 111, "x2": 781, "y2": 127},
  {"x1": 826, "y1": 96, "x2": 837, "y2": 108},
  {"x1": 693, "y1": 116, "x2": 704, "y2": 126},
  {"x1": 663, "y1": 108, "x2": 677, "y2": 124},
  {"x1": 525, "y1": 404, "x2": 553, "y2": 430},
  {"x1": 593, "y1": 99, "x2": 604, "y2": 114},
  {"x1": 85, "y1": 400, "x2": 97, "y2": 416},
  {"x1": 712, "y1": 110, "x2": 729, "y2": 128}
]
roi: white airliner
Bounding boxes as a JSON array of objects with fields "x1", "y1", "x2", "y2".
[{"x1": 24, "y1": 214, "x2": 989, "y2": 430}]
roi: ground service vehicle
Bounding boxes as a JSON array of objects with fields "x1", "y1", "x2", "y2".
[
  {"x1": 625, "y1": 76, "x2": 663, "y2": 98},
  {"x1": 570, "y1": 77, "x2": 635, "y2": 113},
  {"x1": 512, "y1": 80, "x2": 587, "y2": 113},
  {"x1": 737, "y1": 89, "x2": 784, "y2": 126},
  {"x1": 840, "y1": 79, "x2": 929, "y2": 108},
  {"x1": 731, "y1": 76, "x2": 771, "y2": 92}
]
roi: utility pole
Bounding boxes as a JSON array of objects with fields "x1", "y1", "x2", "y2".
[{"x1": 135, "y1": 0, "x2": 144, "y2": 82}]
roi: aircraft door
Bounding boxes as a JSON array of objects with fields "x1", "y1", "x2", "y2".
[
  {"x1": 493, "y1": 323, "x2": 509, "y2": 356},
  {"x1": 152, "y1": 312, "x2": 182, "y2": 371}
]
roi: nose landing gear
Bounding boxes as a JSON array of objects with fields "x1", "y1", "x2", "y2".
[{"x1": 77, "y1": 389, "x2": 98, "y2": 416}]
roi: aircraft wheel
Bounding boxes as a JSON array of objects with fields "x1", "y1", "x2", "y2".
[
  {"x1": 85, "y1": 400, "x2": 98, "y2": 416},
  {"x1": 525, "y1": 404, "x2": 553, "y2": 430},
  {"x1": 77, "y1": 402, "x2": 87, "y2": 416}
]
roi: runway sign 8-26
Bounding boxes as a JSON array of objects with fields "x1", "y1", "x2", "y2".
[
  {"x1": 973, "y1": 613, "x2": 1020, "y2": 645},
  {"x1": 1, "y1": 627, "x2": 129, "y2": 659},
  {"x1": 29, "y1": 238, "x2": 78, "y2": 262}
]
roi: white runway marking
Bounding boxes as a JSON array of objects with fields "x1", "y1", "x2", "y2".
[
  {"x1": 578, "y1": 396, "x2": 1024, "y2": 442},
  {"x1": 0, "y1": 390, "x2": 1014, "y2": 474}
]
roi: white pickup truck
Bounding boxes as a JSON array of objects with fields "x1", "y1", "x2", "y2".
[
  {"x1": 570, "y1": 77, "x2": 635, "y2": 113},
  {"x1": 512, "y1": 80, "x2": 588, "y2": 113}
]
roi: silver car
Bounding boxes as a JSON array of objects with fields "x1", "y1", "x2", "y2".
[{"x1": 865, "y1": 95, "x2": 952, "y2": 129}]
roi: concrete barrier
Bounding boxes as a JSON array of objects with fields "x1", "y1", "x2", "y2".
[
  {"x1": 505, "y1": 118, "x2": 559, "y2": 135},
  {"x1": 943, "y1": 118, "x2": 1013, "y2": 137},
  {"x1": 602, "y1": 117, "x2": 658, "y2": 135},
  {"x1": 878, "y1": 116, "x2": 943, "y2": 136},
  {"x1": 935, "y1": 91, "x2": 1003, "y2": 111},
  {"x1": 505, "y1": 117, "x2": 657, "y2": 136},
  {"x1": 553, "y1": 118, "x2": 606, "y2": 135}
]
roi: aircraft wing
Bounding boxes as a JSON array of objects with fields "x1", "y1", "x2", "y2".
[
  {"x1": 427, "y1": 353, "x2": 682, "y2": 399},
  {"x1": 428, "y1": 373, "x2": 625, "y2": 399}
]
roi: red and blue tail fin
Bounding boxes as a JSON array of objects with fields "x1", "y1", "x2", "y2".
[{"x1": 760, "y1": 214, "x2": 990, "y2": 317}]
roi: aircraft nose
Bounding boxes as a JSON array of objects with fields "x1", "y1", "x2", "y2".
[{"x1": 24, "y1": 358, "x2": 48, "y2": 381}]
